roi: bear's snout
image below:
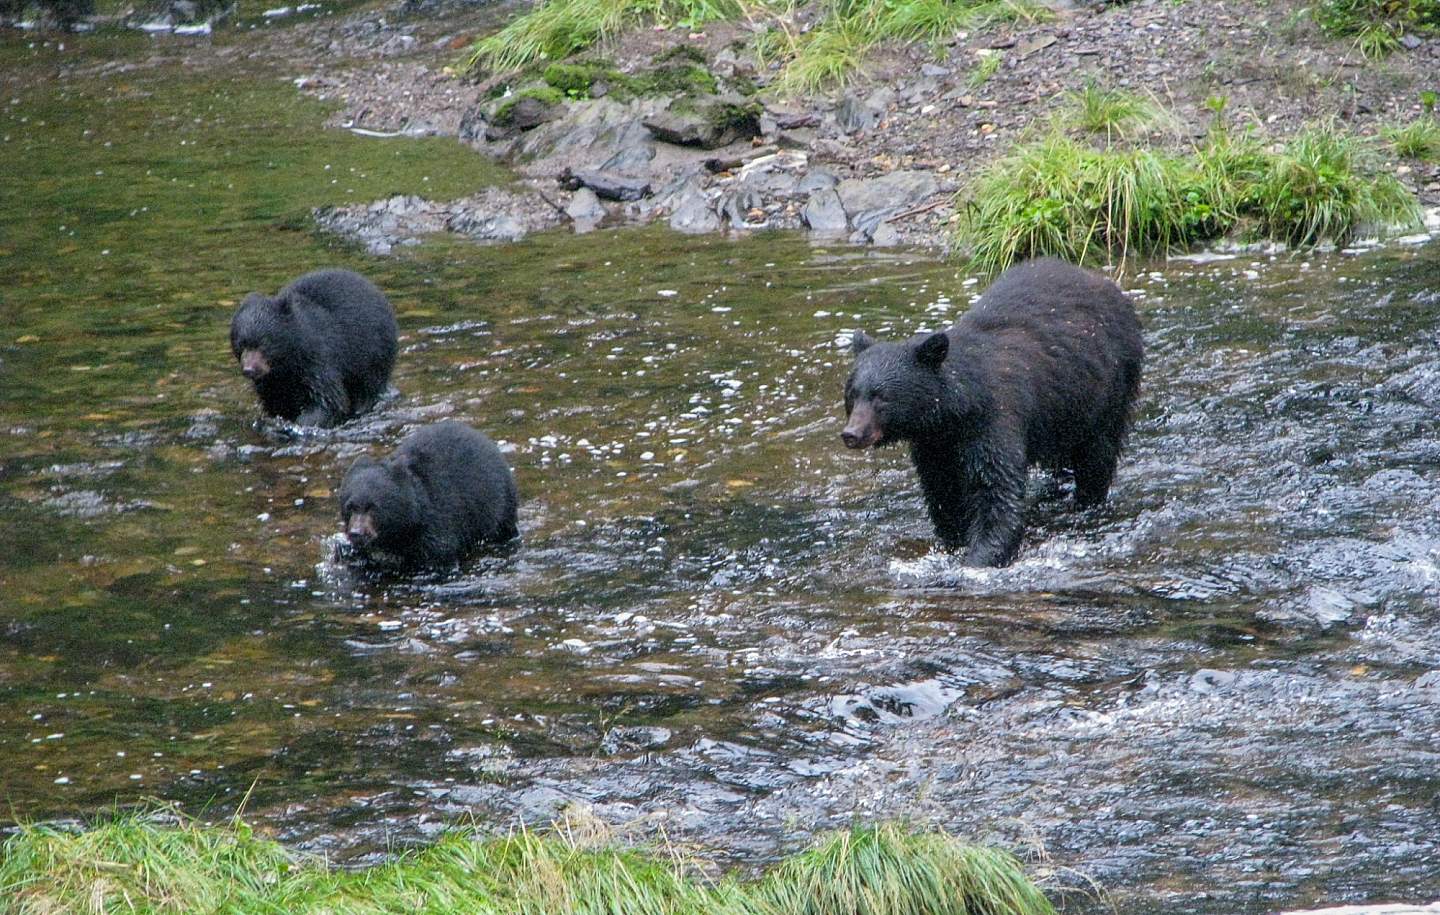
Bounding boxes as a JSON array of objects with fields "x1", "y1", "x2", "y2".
[
  {"x1": 347, "y1": 512, "x2": 378, "y2": 547},
  {"x1": 842, "y1": 403, "x2": 881, "y2": 449},
  {"x1": 240, "y1": 349, "x2": 270, "y2": 380}
]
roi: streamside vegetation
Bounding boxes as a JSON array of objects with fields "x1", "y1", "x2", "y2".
[
  {"x1": 465, "y1": 0, "x2": 1049, "y2": 92},
  {"x1": 1383, "y1": 117, "x2": 1440, "y2": 160},
  {"x1": 0, "y1": 810, "x2": 1059, "y2": 915},
  {"x1": 1311, "y1": 0, "x2": 1440, "y2": 58},
  {"x1": 955, "y1": 91, "x2": 1423, "y2": 274}
]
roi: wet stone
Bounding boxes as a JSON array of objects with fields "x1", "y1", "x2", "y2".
[
  {"x1": 836, "y1": 170, "x2": 940, "y2": 217},
  {"x1": 803, "y1": 188, "x2": 847, "y2": 234},
  {"x1": 565, "y1": 187, "x2": 606, "y2": 233},
  {"x1": 643, "y1": 97, "x2": 760, "y2": 150},
  {"x1": 668, "y1": 182, "x2": 720, "y2": 234},
  {"x1": 563, "y1": 168, "x2": 652, "y2": 202},
  {"x1": 600, "y1": 725, "x2": 672, "y2": 755}
]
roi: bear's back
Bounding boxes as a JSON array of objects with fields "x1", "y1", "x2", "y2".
[
  {"x1": 961, "y1": 257, "x2": 1136, "y2": 335},
  {"x1": 400, "y1": 421, "x2": 518, "y2": 543},
  {"x1": 280, "y1": 269, "x2": 392, "y2": 319}
]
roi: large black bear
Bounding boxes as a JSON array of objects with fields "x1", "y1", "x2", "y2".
[
  {"x1": 338, "y1": 420, "x2": 519, "y2": 568},
  {"x1": 842, "y1": 257, "x2": 1143, "y2": 567},
  {"x1": 229, "y1": 268, "x2": 398, "y2": 427}
]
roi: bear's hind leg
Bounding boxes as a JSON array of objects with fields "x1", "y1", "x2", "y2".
[{"x1": 1073, "y1": 411, "x2": 1127, "y2": 508}]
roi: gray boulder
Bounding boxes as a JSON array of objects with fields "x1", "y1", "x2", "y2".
[{"x1": 803, "y1": 188, "x2": 848, "y2": 234}]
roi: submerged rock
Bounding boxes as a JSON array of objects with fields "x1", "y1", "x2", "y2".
[{"x1": 600, "y1": 726, "x2": 672, "y2": 755}]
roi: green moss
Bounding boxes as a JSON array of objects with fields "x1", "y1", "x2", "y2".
[
  {"x1": 633, "y1": 61, "x2": 718, "y2": 96},
  {"x1": 0, "y1": 811, "x2": 1057, "y2": 915},
  {"x1": 704, "y1": 98, "x2": 761, "y2": 132},
  {"x1": 654, "y1": 42, "x2": 708, "y2": 65},
  {"x1": 493, "y1": 84, "x2": 566, "y2": 123},
  {"x1": 543, "y1": 61, "x2": 604, "y2": 96}
]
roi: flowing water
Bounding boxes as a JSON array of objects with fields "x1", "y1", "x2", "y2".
[{"x1": 4, "y1": 29, "x2": 1440, "y2": 915}]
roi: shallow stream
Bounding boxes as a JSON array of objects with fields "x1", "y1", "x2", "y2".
[{"x1": 4, "y1": 28, "x2": 1440, "y2": 914}]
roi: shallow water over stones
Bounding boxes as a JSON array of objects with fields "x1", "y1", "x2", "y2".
[
  {"x1": 3, "y1": 55, "x2": 1440, "y2": 907},
  {"x1": 5, "y1": 233, "x2": 1439, "y2": 912}
]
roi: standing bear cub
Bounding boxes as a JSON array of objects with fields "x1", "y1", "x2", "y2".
[
  {"x1": 842, "y1": 257, "x2": 1143, "y2": 567},
  {"x1": 230, "y1": 268, "x2": 398, "y2": 427},
  {"x1": 338, "y1": 421, "x2": 519, "y2": 569}
]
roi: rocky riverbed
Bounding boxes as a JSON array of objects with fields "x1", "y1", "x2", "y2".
[
  {"x1": 283, "y1": 0, "x2": 1440, "y2": 251},
  {"x1": 12, "y1": 0, "x2": 1440, "y2": 251}
]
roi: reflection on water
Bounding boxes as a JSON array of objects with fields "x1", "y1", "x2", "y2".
[{"x1": 4, "y1": 34, "x2": 1440, "y2": 914}]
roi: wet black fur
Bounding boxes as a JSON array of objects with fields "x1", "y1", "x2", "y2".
[
  {"x1": 229, "y1": 268, "x2": 398, "y2": 426},
  {"x1": 844, "y1": 257, "x2": 1144, "y2": 566},
  {"x1": 338, "y1": 421, "x2": 519, "y2": 568}
]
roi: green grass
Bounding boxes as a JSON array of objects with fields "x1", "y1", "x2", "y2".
[
  {"x1": 1251, "y1": 125, "x2": 1421, "y2": 245},
  {"x1": 1062, "y1": 82, "x2": 1169, "y2": 143},
  {"x1": 0, "y1": 811, "x2": 1058, "y2": 915},
  {"x1": 968, "y1": 50, "x2": 1002, "y2": 89},
  {"x1": 955, "y1": 123, "x2": 1421, "y2": 273},
  {"x1": 466, "y1": 0, "x2": 1047, "y2": 92},
  {"x1": 466, "y1": 0, "x2": 743, "y2": 74},
  {"x1": 1382, "y1": 117, "x2": 1440, "y2": 160},
  {"x1": 774, "y1": 0, "x2": 1047, "y2": 94},
  {"x1": 1312, "y1": 0, "x2": 1440, "y2": 58}
]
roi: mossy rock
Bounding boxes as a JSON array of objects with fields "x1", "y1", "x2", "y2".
[
  {"x1": 643, "y1": 94, "x2": 760, "y2": 149},
  {"x1": 633, "y1": 62, "x2": 718, "y2": 97},
  {"x1": 654, "y1": 44, "x2": 708, "y2": 65},
  {"x1": 492, "y1": 85, "x2": 565, "y2": 130},
  {"x1": 542, "y1": 62, "x2": 620, "y2": 97}
]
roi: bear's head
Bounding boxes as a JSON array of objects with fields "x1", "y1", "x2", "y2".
[
  {"x1": 230, "y1": 292, "x2": 306, "y2": 386},
  {"x1": 842, "y1": 330, "x2": 950, "y2": 449},
  {"x1": 338, "y1": 455, "x2": 422, "y2": 555}
]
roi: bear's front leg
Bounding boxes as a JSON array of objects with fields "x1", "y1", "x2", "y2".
[
  {"x1": 298, "y1": 370, "x2": 352, "y2": 427},
  {"x1": 911, "y1": 440, "x2": 979, "y2": 551},
  {"x1": 962, "y1": 444, "x2": 1027, "y2": 567}
]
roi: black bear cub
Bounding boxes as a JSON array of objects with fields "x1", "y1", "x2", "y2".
[
  {"x1": 842, "y1": 257, "x2": 1143, "y2": 567},
  {"x1": 230, "y1": 268, "x2": 398, "y2": 427},
  {"x1": 338, "y1": 421, "x2": 519, "y2": 568}
]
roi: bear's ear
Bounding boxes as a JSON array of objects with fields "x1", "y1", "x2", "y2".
[
  {"x1": 913, "y1": 331, "x2": 949, "y2": 369},
  {"x1": 850, "y1": 331, "x2": 875, "y2": 355},
  {"x1": 272, "y1": 294, "x2": 292, "y2": 315}
]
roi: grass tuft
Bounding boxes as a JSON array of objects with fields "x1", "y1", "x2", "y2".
[
  {"x1": 756, "y1": 824, "x2": 1057, "y2": 915},
  {"x1": 967, "y1": 50, "x2": 1003, "y2": 89},
  {"x1": 467, "y1": 0, "x2": 1048, "y2": 91},
  {"x1": 1312, "y1": 0, "x2": 1440, "y2": 58},
  {"x1": 1062, "y1": 82, "x2": 1170, "y2": 143},
  {"x1": 1382, "y1": 117, "x2": 1440, "y2": 160},
  {"x1": 1250, "y1": 125, "x2": 1420, "y2": 246},
  {"x1": 467, "y1": 0, "x2": 742, "y2": 74},
  {"x1": 773, "y1": 0, "x2": 1047, "y2": 95},
  {"x1": 0, "y1": 810, "x2": 1057, "y2": 915},
  {"x1": 956, "y1": 123, "x2": 1420, "y2": 274}
]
